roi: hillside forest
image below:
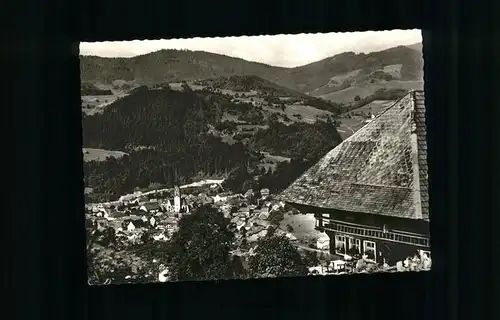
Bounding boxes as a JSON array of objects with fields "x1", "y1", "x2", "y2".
[{"x1": 82, "y1": 85, "x2": 343, "y2": 202}]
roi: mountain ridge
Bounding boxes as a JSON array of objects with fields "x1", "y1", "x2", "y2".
[{"x1": 80, "y1": 43, "x2": 423, "y2": 103}]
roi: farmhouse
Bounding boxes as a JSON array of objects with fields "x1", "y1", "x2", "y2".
[
  {"x1": 127, "y1": 221, "x2": 136, "y2": 232},
  {"x1": 280, "y1": 91, "x2": 430, "y2": 265}
]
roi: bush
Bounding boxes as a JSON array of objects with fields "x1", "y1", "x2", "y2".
[
  {"x1": 303, "y1": 251, "x2": 319, "y2": 267},
  {"x1": 248, "y1": 235, "x2": 308, "y2": 278},
  {"x1": 268, "y1": 209, "x2": 284, "y2": 225}
]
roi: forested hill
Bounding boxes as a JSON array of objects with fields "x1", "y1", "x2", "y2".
[
  {"x1": 82, "y1": 87, "x2": 255, "y2": 199},
  {"x1": 82, "y1": 86, "x2": 344, "y2": 201},
  {"x1": 80, "y1": 49, "x2": 286, "y2": 85},
  {"x1": 83, "y1": 86, "x2": 218, "y2": 150}
]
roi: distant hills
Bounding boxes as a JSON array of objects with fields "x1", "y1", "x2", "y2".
[{"x1": 80, "y1": 43, "x2": 424, "y2": 104}]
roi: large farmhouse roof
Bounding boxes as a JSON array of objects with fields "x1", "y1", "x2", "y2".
[{"x1": 279, "y1": 90, "x2": 429, "y2": 220}]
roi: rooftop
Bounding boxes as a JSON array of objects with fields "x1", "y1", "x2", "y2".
[
  {"x1": 142, "y1": 202, "x2": 160, "y2": 210},
  {"x1": 279, "y1": 90, "x2": 428, "y2": 220}
]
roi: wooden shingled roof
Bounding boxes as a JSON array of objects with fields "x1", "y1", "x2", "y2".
[{"x1": 279, "y1": 90, "x2": 429, "y2": 221}]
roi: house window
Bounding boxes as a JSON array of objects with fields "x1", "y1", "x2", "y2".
[
  {"x1": 315, "y1": 218, "x2": 323, "y2": 228},
  {"x1": 335, "y1": 234, "x2": 347, "y2": 255},
  {"x1": 363, "y1": 240, "x2": 376, "y2": 261},
  {"x1": 348, "y1": 237, "x2": 361, "y2": 256}
]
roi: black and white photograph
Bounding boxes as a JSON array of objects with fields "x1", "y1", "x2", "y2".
[{"x1": 81, "y1": 29, "x2": 430, "y2": 286}]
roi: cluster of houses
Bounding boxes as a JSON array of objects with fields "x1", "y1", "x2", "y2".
[{"x1": 86, "y1": 182, "x2": 288, "y2": 252}]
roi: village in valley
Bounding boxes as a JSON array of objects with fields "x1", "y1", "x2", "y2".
[
  {"x1": 86, "y1": 179, "x2": 337, "y2": 284},
  {"x1": 82, "y1": 30, "x2": 431, "y2": 285}
]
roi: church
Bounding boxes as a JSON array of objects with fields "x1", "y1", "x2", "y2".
[{"x1": 280, "y1": 90, "x2": 430, "y2": 265}]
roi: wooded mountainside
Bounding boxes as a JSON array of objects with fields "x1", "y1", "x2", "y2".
[{"x1": 82, "y1": 87, "x2": 342, "y2": 201}]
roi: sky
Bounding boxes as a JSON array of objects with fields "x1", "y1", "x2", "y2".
[{"x1": 80, "y1": 29, "x2": 422, "y2": 68}]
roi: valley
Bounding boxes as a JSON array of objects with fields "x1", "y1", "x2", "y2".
[{"x1": 82, "y1": 40, "x2": 428, "y2": 284}]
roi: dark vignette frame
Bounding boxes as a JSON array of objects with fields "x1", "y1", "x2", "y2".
[{"x1": 8, "y1": 0, "x2": 494, "y2": 319}]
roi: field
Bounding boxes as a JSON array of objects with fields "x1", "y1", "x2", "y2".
[
  {"x1": 355, "y1": 99, "x2": 396, "y2": 115},
  {"x1": 82, "y1": 93, "x2": 129, "y2": 115},
  {"x1": 336, "y1": 118, "x2": 367, "y2": 139},
  {"x1": 335, "y1": 100, "x2": 395, "y2": 140},
  {"x1": 83, "y1": 148, "x2": 128, "y2": 162},
  {"x1": 307, "y1": 69, "x2": 362, "y2": 96},
  {"x1": 279, "y1": 212, "x2": 322, "y2": 241},
  {"x1": 258, "y1": 151, "x2": 291, "y2": 172},
  {"x1": 262, "y1": 104, "x2": 334, "y2": 124},
  {"x1": 318, "y1": 80, "x2": 424, "y2": 103},
  {"x1": 381, "y1": 64, "x2": 403, "y2": 78}
]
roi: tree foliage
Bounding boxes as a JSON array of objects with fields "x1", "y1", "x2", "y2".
[
  {"x1": 164, "y1": 205, "x2": 236, "y2": 281},
  {"x1": 251, "y1": 120, "x2": 342, "y2": 161},
  {"x1": 302, "y1": 250, "x2": 320, "y2": 267},
  {"x1": 87, "y1": 246, "x2": 157, "y2": 285},
  {"x1": 248, "y1": 235, "x2": 308, "y2": 278}
]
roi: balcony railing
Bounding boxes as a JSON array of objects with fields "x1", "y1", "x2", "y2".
[{"x1": 316, "y1": 219, "x2": 429, "y2": 248}]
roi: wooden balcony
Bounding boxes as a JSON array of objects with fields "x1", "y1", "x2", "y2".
[{"x1": 315, "y1": 218, "x2": 430, "y2": 248}]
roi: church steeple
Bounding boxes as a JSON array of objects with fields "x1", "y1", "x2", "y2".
[{"x1": 173, "y1": 184, "x2": 181, "y2": 213}]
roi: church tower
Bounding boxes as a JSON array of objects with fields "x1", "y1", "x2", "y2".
[{"x1": 173, "y1": 185, "x2": 181, "y2": 213}]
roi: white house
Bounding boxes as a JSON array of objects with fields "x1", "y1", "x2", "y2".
[
  {"x1": 316, "y1": 234, "x2": 330, "y2": 250},
  {"x1": 127, "y1": 221, "x2": 136, "y2": 232},
  {"x1": 212, "y1": 194, "x2": 228, "y2": 203},
  {"x1": 285, "y1": 233, "x2": 298, "y2": 242},
  {"x1": 260, "y1": 188, "x2": 270, "y2": 199},
  {"x1": 235, "y1": 219, "x2": 246, "y2": 231},
  {"x1": 149, "y1": 216, "x2": 156, "y2": 227}
]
